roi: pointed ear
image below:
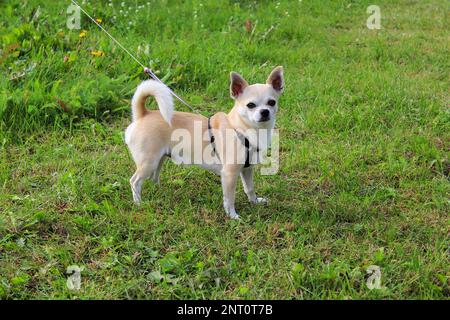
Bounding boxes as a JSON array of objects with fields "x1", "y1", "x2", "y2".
[
  {"x1": 230, "y1": 72, "x2": 249, "y2": 99},
  {"x1": 266, "y1": 66, "x2": 284, "y2": 93}
]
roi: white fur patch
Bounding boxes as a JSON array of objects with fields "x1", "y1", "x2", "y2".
[
  {"x1": 124, "y1": 122, "x2": 136, "y2": 145},
  {"x1": 131, "y1": 80, "x2": 174, "y2": 124}
]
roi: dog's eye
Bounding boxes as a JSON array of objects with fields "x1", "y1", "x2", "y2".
[
  {"x1": 267, "y1": 99, "x2": 276, "y2": 106},
  {"x1": 246, "y1": 102, "x2": 256, "y2": 109}
]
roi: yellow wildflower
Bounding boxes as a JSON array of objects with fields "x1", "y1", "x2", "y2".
[
  {"x1": 79, "y1": 30, "x2": 87, "y2": 38},
  {"x1": 95, "y1": 18, "x2": 102, "y2": 24},
  {"x1": 90, "y1": 50, "x2": 105, "y2": 57}
]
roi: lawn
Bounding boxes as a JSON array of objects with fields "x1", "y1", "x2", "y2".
[{"x1": 0, "y1": 0, "x2": 448, "y2": 299}]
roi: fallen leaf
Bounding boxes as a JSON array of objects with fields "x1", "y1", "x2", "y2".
[
  {"x1": 245, "y1": 19, "x2": 252, "y2": 33},
  {"x1": 55, "y1": 97, "x2": 70, "y2": 113}
]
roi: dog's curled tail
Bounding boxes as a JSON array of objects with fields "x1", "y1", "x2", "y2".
[{"x1": 131, "y1": 80, "x2": 173, "y2": 124}]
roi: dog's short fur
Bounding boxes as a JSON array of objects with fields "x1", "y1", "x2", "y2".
[{"x1": 125, "y1": 67, "x2": 284, "y2": 219}]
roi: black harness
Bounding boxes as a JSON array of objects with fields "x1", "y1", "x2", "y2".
[
  {"x1": 207, "y1": 117, "x2": 217, "y2": 154},
  {"x1": 208, "y1": 117, "x2": 258, "y2": 168}
]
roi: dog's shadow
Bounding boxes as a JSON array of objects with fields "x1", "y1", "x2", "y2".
[{"x1": 136, "y1": 162, "x2": 288, "y2": 223}]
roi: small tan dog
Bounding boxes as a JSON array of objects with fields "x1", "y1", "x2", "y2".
[{"x1": 125, "y1": 66, "x2": 284, "y2": 219}]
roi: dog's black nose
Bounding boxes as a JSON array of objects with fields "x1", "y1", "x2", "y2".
[{"x1": 260, "y1": 109, "x2": 270, "y2": 117}]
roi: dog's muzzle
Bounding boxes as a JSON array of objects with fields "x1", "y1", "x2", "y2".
[{"x1": 258, "y1": 109, "x2": 271, "y2": 122}]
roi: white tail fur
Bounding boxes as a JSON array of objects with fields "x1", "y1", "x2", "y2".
[{"x1": 131, "y1": 80, "x2": 173, "y2": 124}]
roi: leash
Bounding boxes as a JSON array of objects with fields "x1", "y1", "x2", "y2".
[
  {"x1": 70, "y1": 0, "x2": 197, "y2": 113},
  {"x1": 72, "y1": 0, "x2": 260, "y2": 166}
]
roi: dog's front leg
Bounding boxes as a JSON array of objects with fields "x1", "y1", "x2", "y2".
[
  {"x1": 240, "y1": 166, "x2": 267, "y2": 204},
  {"x1": 221, "y1": 166, "x2": 240, "y2": 219}
]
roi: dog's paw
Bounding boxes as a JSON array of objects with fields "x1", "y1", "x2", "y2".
[
  {"x1": 226, "y1": 208, "x2": 240, "y2": 220},
  {"x1": 224, "y1": 203, "x2": 240, "y2": 220},
  {"x1": 229, "y1": 213, "x2": 240, "y2": 220},
  {"x1": 252, "y1": 197, "x2": 268, "y2": 204}
]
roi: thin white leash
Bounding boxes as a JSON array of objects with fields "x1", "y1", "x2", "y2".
[{"x1": 70, "y1": 0, "x2": 196, "y2": 113}]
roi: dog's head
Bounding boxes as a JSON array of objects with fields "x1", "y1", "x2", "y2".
[{"x1": 230, "y1": 66, "x2": 284, "y2": 128}]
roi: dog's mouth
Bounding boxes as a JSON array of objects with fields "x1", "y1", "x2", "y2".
[{"x1": 258, "y1": 117, "x2": 271, "y2": 122}]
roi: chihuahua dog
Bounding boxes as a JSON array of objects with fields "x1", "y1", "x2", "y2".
[{"x1": 125, "y1": 66, "x2": 284, "y2": 219}]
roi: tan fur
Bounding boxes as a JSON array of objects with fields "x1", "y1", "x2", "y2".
[{"x1": 125, "y1": 67, "x2": 284, "y2": 219}]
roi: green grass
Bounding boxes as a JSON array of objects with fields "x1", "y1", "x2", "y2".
[{"x1": 0, "y1": 0, "x2": 449, "y2": 299}]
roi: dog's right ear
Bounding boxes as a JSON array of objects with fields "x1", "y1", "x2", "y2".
[{"x1": 230, "y1": 72, "x2": 248, "y2": 99}]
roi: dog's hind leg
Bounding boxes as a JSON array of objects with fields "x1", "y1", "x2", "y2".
[
  {"x1": 151, "y1": 155, "x2": 166, "y2": 184},
  {"x1": 130, "y1": 170, "x2": 145, "y2": 204},
  {"x1": 130, "y1": 157, "x2": 163, "y2": 204},
  {"x1": 130, "y1": 171, "x2": 143, "y2": 204}
]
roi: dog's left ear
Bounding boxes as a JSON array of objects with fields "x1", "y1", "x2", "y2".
[{"x1": 266, "y1": 66, "x2": 284, "y2": 93}]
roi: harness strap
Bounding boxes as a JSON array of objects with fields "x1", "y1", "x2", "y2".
[
  {"x1": 208, "y1": 117, "x2": 220, "y2": 163},
  {"x1": 243, "y1": 136, "x2": 260, "y2": 168},
  {"x1": 244, "y1": 137, "x2": 251, "y2": 168},
  {"x1": 207, "y1": 117, "x2": 216, "y2": 152},
  {"x1": 208, "y1": 117, "x2": 259, "y2": 168}
]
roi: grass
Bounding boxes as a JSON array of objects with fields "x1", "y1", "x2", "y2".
[{"x1": 0, "y1": 0, "x2": 448, "y2": 299}]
